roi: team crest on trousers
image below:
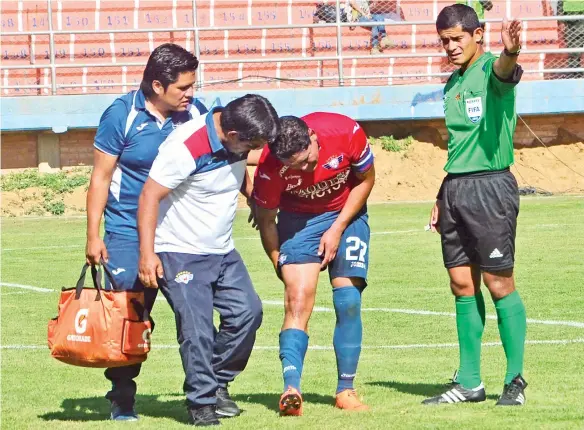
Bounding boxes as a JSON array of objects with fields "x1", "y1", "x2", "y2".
[{"x1": 465, "y1": 97, "x2": 482, "y2": 123}]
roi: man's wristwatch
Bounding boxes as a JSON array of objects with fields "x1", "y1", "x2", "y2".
[{"x1": 503, "y1": 46, "x2": 521, "y2": 57}]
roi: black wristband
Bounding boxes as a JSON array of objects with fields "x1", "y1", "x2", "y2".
[{"x1": 503, "y1": 47, "x2": 521, "y2": 57}]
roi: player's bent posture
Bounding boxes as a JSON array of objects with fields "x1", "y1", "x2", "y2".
[
  {"x1": 138, "y1": 94, "x2": 279, "y2": 426},
  {"x1": 425, "y1": 4, "x2": 527, "y2": 406},
  {"x1": 253, "y1": 114, "x2": 375, "y2": 416}
]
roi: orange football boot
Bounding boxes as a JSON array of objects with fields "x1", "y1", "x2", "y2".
[
  {"x1": 335, "y1": 389, "x2": 369, "y2": 411},
  {"x1": 279, "y1": 386, "x2": 303, "y2": 416}
]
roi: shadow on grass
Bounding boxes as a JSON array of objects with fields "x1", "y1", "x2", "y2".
[
  {"x1": 39, "y1": 394, "x2": 189, "y2": 423},
  {"x1": 367, "y1": 381, "x2": 498, "y2": 401},
  {"x1": 39, "y1": 392, "x2": 334, "y2": 422}
]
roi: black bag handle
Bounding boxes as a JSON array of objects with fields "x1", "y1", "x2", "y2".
[
  {"x1": 130, "y1": 298, "x2": 156, "y2": 332},
  {"x1": 99, "y1": 258, "x2": 122, "y2": 291},
  {"x1": 75, "y1": 263, "x2": 103, "y2": 301}
]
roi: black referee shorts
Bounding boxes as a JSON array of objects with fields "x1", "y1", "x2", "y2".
[{"x1": 439, "y1": 168, "x2": 520, "y2": 272}]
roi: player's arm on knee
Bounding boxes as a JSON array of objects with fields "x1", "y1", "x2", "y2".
[{"x1": 255, "y1": 206, "x2": 281, "y2": 272}]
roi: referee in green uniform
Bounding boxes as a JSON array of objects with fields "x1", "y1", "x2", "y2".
[{"x1": 424, "y1": 4, "x2": 527, "y2": 406}]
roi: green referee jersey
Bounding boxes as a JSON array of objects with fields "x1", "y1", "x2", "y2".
[{"x1": 443, "y1": 52, "x2": 522, "y2": 174}]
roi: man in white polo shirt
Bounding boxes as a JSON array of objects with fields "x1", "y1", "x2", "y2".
[{"x1": 137, "y1": 94, "x2": 279, "y2": 426}]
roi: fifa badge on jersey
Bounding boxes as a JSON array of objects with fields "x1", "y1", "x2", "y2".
[
  {"x1": 175, "y1": 271, "x2": 194, "y2": 284},
  {"x1": 465, "y1": 97, "x2": 482, "y2": 123},
  {"x1": 323, "y1": 154, "x2": 344, "y2": 170}
]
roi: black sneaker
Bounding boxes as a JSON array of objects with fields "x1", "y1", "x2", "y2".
[
  {"x1": 422, "y1": 382, "x2": 486, "y2": 405},
  {"x1": 188, "y1": 405, "x2": 220, "y2": 427},
  {"x1": 110, "y1": 400, "x2": 138, "y2": 421},
  {"x1": 496, "y1": 374, "x2": 527, "y2": 406},
  {"x1": 216, "y1": 386, "x2": 241, "y2": 418}
]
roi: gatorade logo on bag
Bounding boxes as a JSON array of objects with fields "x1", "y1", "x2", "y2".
[{"x1": 67, "y1": 309, "x2": 91, "y2": 343}]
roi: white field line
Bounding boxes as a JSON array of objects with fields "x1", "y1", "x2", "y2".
[
  {"x1": 0, "y1": 283, "x2": 54, "y2": 293},
  {"x1": 3, "y1": 338, "x2": 584, "y2": 351},
  {"x1": 3, "y1": 220, "x2": 580, "y2": 252},
  {"x1": 261, "y1": 300, "x2": 584, "y2": 329},
  {"x1": 2, "y1": 284, "x2": 583, "y2": 329}
]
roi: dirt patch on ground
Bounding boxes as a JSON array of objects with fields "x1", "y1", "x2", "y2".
[{"x1": 2, "y1": 142, "x2": 583, "y2": 216}]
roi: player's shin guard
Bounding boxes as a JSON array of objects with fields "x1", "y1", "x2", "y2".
[
  {"x1": 279, "y1": 329, "x2": 309, "y2": 392},
  {"x1": 455, "y1": 292, "x2": 486, "y2": 389},
  {"x1": 333, "y1": 287, "x2": 363, "y2": 394},
  {"x1": 494, "y1": 290, "x2": 526, "y2": 385}
]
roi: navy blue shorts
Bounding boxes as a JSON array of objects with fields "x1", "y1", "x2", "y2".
[
  {"x1": 277, "y1": 209, "x2": 370, "y2": 283},
  {"x1": 103, "y1": 232, "x2": 144, "y2": 291}
]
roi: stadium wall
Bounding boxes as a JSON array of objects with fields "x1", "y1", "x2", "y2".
[{"x1": 1, "y1": 80, "x2": 584, "y2": 170}]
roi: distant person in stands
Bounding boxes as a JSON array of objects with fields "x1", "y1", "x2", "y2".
[
  {"x1": 85, "y1": 43, "x2": 205, "y2": 421},
  {"x1": 559, "y1": 0, "x2": 584, "y2": 78},
  {"x1": 347, "y1": 0, "x2": 403, "y2": 54}
]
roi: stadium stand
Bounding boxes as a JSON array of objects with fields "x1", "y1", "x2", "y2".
[{"x1": 0, "y1": 0, "x2": 580, "y2": 95}]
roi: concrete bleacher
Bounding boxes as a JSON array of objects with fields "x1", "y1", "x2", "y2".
[{"x1": 0, "y1": 0, "x2": 567, "y2": 95}]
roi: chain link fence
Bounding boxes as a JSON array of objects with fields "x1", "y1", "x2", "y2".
[{"x1": 0, "y1": 0, "x2": 582, "y2": 95}]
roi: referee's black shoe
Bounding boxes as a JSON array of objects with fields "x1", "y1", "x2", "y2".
[
  {"x1": 422, "y1": 382, "x2": 486, "y2": 405},
  {"x1": 215, "y1": 386, "x2": 241, "y2": 418},
  {"x1": 496, "y1": 374, "x2": 528, "y2": 406}
]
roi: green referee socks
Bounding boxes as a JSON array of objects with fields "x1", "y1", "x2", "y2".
[
  {"x1": 495, "y1": 290, "x2": 527, "y2": 384},
  {"x1": 455, "y1": 292, "x2": 486, "y2": 389}
]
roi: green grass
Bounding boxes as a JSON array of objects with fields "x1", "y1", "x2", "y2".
[{"x1": 2, "y1": 196, "x2": 584, "y2": 429}]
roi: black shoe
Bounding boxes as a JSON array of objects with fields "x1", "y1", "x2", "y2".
[
  {"x1": 422, "y1": 382, "x2": 486, "y2": 405},
  {"x1": 188, "y1": 405, "x2": 220, "y2": 427},
  {"x1": 110, "y1": 400, "x2": 138, "y2": 421},
  {"x1": 496, "y1": 374, "x2": 527, "y2": 406},
  {"x1": 215, "y1": 386, "x2": 241, "y2": 418}
]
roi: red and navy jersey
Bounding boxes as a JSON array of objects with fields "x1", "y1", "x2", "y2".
[{"x1": 252, "y1": 112, "x2": 374, "y2": 214}]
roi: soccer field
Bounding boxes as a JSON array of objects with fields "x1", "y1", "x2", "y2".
[{"x1": 2, "y1": 196, "x2": 583, "y2": 429}]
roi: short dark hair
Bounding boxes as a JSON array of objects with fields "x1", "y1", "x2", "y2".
[
  {"x1": 140, "y1": 43, "x2": 199, "y2": 98},
  {"x1": 436, "y1": 4, "x2": 481, "y2": 34},
  {"x1": 220, "y1": 94, "x2": 280, "y2": 144},
  {"x1": 269, "y1": 116, "x2": 311, "y2": 160}
]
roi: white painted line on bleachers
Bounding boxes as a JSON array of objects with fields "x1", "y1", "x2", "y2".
[
  {"x1": 57, "y1": 0, "x2": 63, "y2": 30},
  {"x1": 261, "y1": 300, "x2": 584, "y2": 328},
  {"x1": 122, "y1": 66, "x2": 127, "y2": 93},
  {"x1": 522, "y1": 21, "x2": 528, "y2": 51},
  {"x1": 186, "y1": 30, "x2": 191, "y2": 52},
  {"x1": 43, "y1": 68, "x2": 49, "y2": 94},
  {"x1": 238, "y1": 62, "x2": 243, "y2": 87},
  {"x1": 4, "y1": 338, "x2": 584, "y2": 351},
  {"x1": 82, "y1": 67, "x2": 88, "y2": 93},
  {"x1": 148, "y1": 32, "x2": 154, "y2": 53},
  {"x1": 134, "y1": 0, "x2": 139, "y2": 30},
  {"x1": 17, "y1": 0, "x2": 23, "y2": 31},
  {"x1": 3, "y1": 70, "x2": 8, "y2": 95},
  {"x1": 485, "y1": 22, "x2": 491, "y2": 51},
  {"x1": 95, "y1": 0, "x2": 100, "y2": 30},
  {"x1": 287, "y1": 0, "x2": 292, "y2": 25},
  {"x1": 427, "y1": 57, "x2": 432, "y2": 82},
  {"x1": 411, "y1": 24, "x2": 416, "y2": 53},
  {"x1": 210, "y1": 0, "x2": 215, "y2": 27},
  {"x1": 247, "y1": 0, "x2": 252, "y2": 26},
  {"x1": 302, "y1": 27, "x2": 308, "y2": 57},
  {"x1": 276, "y1": 62, "x2": 281, "y2": 88},
  {"x1": 172, "y1": 0, "x2": 178, "y2": 28},
  {"x1": 31, "y1": 35, "x2": 36, "y2": 65},
  {"x1": 70, "y1": 34, "x2": 75, "y2": 61},
  {"x1": 0, "y1": 283, "x2": 54, "y2": 293},
  {"x1": 261, "y1": 29, "x2": 267, "y2": 56},
  {"x1": 109, "y1": 32, "x2": 116, "y2": 64}
]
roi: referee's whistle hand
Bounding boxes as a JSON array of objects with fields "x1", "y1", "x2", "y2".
[
  {"x1": 139, "y1": 252, "x2": 164, "y2": 289},
  {"x1": 429, "y1": 201, "x2": 441, "y2": 234}
]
